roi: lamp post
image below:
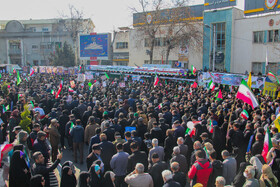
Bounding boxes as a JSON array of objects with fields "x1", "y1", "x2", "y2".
[{"x1": 205, "y1": 24, "x2": 216, "y2": 71}]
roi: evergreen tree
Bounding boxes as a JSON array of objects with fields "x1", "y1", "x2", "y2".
[
  {"x1": 49, "y1": 41, "x2": 75, "y2": 67},
  {"x1": 19, "y1": 104, "x2": 31, "y2": 133}
]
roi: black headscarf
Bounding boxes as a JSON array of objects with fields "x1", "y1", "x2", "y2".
[
  {"x1": 212, "y1": 126, "x2": 225, "y2": 160},
  {"x1": 89, "y1": 164, "x2": 102, "y2": 187},
  {"x1": 101, "y1": 171, "x2": 115, "y2": 187},
  {"x1": 9, "y1": 150, "x2": 31, "y2": 187},
  {"x1": 13, "y1": 144, "x2": 24, "y2": 152},
  {"x1": 30, "y1": 174, "x2": 44, "y2": 187},
  {"x1": 232, "y1": 162, "x2": 250, "y2": 187},
  {"x1": 194, "y1": 123, "x2": 203, "y2": 142},
  {"x1": 78, "y1": 171, "x2": 90, "y2": 187},
  {"x1": 61, "y1": 166, "x2": 77, "y2": 187}
]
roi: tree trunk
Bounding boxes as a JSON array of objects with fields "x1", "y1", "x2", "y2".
[
  {"x1": 166, "y1": 45, "x2": 172, "y2": 65},
  {"x1": 149, "y1": 39, "x2": 155, "y2": 64}
]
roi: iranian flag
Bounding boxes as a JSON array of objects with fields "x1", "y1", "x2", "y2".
[
  {"x1": 12, "y1": 68, "x2": 16, "y2": 74},
  {"x1": 215, "y1": 90, "x2": 223, "y2": 101},
  {"x1": 267, "y1": 71, "x2": 280, "y2": 84},
  {"x1": 208, "y1": 119, "x2": 214, "y2": 133},
  {"x1": 29, "y1": 66, "x2": 35, "y2": 76},
  {"x1": 69, "y1": 121, "x2": 75, "y2": 134},
  {"x1": 0, "y1": 143, "x2": 13, "y2": 166},
  {"x1": 236, "y1": 79, "x2": 259, "y2": 109},
  {"x1": 68, "y1": 87, "x2": 74, "y2": 92},
  {"x1": 55, "y1": 79, "x2": 63, "y2": 99},
  {"x1": 51, "y1": 89, "x2": 55, "y2": 96},
  {"x1": 154, "y1": 74, "x2": 159, "y2": 87},
  {"x1": 2, "y1": 105, "x2": 9, "y2": 114},
  {"x1": 191, "y1": 65, "x2": 196, "y2": 75},
  {"x1": 208, "y1": 80, "x2": 215, "y2": 91},
  {"x1": 262, "y1": 126, "x2": 272, "y2": 163},
  {"x1": 185, "y1": 128, "x2": 195, "y2": 138},
  {"x1": 241, "y1": 110, "x2": 249, "y2": 120},
  {"x1": 158, "y1": 103, "x2": 163, "y2": 109}
]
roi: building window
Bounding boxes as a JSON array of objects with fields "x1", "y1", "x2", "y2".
[
  {"x1": 268, "y1": 30, "x2": 279, "y2": 43},
  {"x1": 30, "y1": 27, "x2": 36, "y2": 32},
  {"x1": 32, "y1": 45, "x2": 38, "y2": 49},
  {"x1": 252, "y1": 62, "x2": 262, "y2": 75},
  {"x1": 116, "y1": 42, "x2": 128, "y2": 49},
  {"x1": 55, "y1": 42, "x2": 62, "y2": 48},
  {"x1": 42, "y1": 27, "x2": 49, "y2": 32},
  {"x1": 145, "y1": 38, "x2": 166, "y2": 47},
  {"x1": 253, "y1": 31, "x2": 264, "y2": 43}
]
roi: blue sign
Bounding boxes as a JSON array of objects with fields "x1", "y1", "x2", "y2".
[
  {"x1": 80, "y1": 34, "x2": 108, "y2": 58},
  {"x1": 204, "y1": 0, "x2": 236, "y2": 10}
]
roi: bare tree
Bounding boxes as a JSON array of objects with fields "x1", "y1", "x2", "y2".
[
  {"x1": 59, "y1": 5, "x2": 94, "y2": 65},
  {"x1": 131, "y1": 0, "x2": 203, "y2": 65}
]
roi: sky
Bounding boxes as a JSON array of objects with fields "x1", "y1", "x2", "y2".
[{"x1": 0, "y1": 0, "x2": 204, "y2": 33}]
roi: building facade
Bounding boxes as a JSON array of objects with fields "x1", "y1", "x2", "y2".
[{"x1": 0, "y1": 18, "x2": 94, "y2": 66}]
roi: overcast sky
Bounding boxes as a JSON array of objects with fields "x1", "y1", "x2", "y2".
[{"x1": 0, "y1": 0, "x2": 204, "y2": 33}]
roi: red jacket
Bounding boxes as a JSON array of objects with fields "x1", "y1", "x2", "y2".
[{"x1": 188, "y1": 159, "x2": 213, "y2": 186}]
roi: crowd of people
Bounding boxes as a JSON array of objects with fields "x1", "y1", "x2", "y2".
[{"x1": 0, "y1": 71, "x2": 280, "y2": 187}]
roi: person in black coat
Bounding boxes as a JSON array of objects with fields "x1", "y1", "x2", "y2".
[
  {"x1": 149, "y1": 153, "x2": 169, "y2": 187},
  {"x1": 162, "y1": 170, "x2": 181, "y2": 187},
  {"x1": 32, "y1": 131, "x2": 50, "y2": 163},
  {"x1": 89, "y1": 164, "x2": 102, "y2": 187},
  {"x1": 251, "y1": 133, "x2": 264, "y2": 156},
  {"x1": 101, "y1": 171, "x2": 116, "y2": 187},
  {"x1": 86, "y1": 144, "x2": 102, "y2": 170},
  {"x1": 61, "y1": 166, "x2": 77, "y2": 187},
  {"x1": 127, "y1": 142, "x2": 149, "y2": 173},
  {"x1": 208, "y1": 151, "x2": 223, "y2": 187},
  {"x1": 164, "y1": 129, "x2": 176, "y2": 161},
  {"x1": 171, "y1": 162, "x2": 186, "y2": 187},
  {"x1": 150, "y1": 122, "x2": 165, "y2": 145},
  {"x1": 9, "y1": 150, "x2": 31, "y2": 187},
  {"x1": 30, "y1": 174, "x2": 45, "y2": 187},
  {"x1": 123, "y1": 131, "x2": 134, "y2": 154},
  {"x1": 99, "y1": 133, "x2": 116, "y2": 172},
  {"x1": 78, "y1": 171, "x2": 90, "y2": 187},
  {"x1": 232, "y1": 162, "x2": 250, "y2": 187},
  {"x1": 103, "y1": 122, "x2": 115, "y2": 142},
  {"x1": 58, "y1": 109, "x2": 70, "y2": 148}
]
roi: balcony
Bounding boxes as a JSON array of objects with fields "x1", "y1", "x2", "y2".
[{"x1": 9, "y1": 48, "x2": 21, "y2": 55}]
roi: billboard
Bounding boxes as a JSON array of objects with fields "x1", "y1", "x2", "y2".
[
  {"x1": 245, "y1": 0, "x2": 280, "y2": 16},
  {"x1": 204, "y1": 0, "x2": 236, "y2": 10},
  {"x1": 80, "y1": 34, "x2": 109, "y2": 58}
]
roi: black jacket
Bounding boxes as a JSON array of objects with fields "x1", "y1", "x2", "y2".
[
  {"x1": 86, "y1": 153, "x2": 98, "y2": 170},
  {"x1": 208, "y1": 160, "x2": 223, "y2": 187},
  {"x1": 123, "y1": 139, "x2": 134, "y2": 155},
  {"x1": 32, "y1": 159, "x2": 60, "y2": 187},
  {"x1": 173, "y1": 171, "x2": 186, "y2": 187},
  {"x1": 127, "y1": 150, "x2": 148, "y2": 173},
  {"x1": 149, "y1": 161, "x2": 169, "y2": 187},
  {"x1": 162, "y1": 179, "x2": 181, "y2": 187},
  {"x1": 99, "y1": 140, "x2": 116, "y2": 171},
  {"x1": 251, "y1": 140, "x2": 263, "y2": 156}
]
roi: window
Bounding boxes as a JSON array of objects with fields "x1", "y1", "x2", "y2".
[
  {"x1": 154, "y1": 38, "x2": 161, "y2": 46},
  {"x1": 145, "y1": 38, "x2": 166, "y2": 47},
  {"x1": 253, "y1": 31, "x2": 264, "y2": 43},
  {"x1": 40, "y1": 43, "x2": 52, "y2": 50},
  {"x1": 252, "y1": 62, "x2": 263, "y2": 75},
  {"x1": 267, "y1": 30, "x2": 279, "y2": 43},
  {"x1": 145, "y1": 38, "x2": 151, "y2": 47},
  {"x1": 116, "y1": 42, "x2": 128, "y2": 49},
  {"x1": 30, "y1": 27, "x2": 36, "y2": 32},
  {"x1": 32, "y1": 45, "x2": 38, "y2": 49},
  {"x1": 42, "y1": 27, "x2": 49, "y2": 32}
]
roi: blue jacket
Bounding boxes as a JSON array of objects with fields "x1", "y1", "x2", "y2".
[
  {"x1": 88, "y1": 134, "x2": 100, "y2": 154},
  {"x1": 70, "y1": 125, "x2": 84, "y2": 143}
]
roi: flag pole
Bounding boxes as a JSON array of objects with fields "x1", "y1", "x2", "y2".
[{"x1": 226, "y1": 97, "x2": 237, "y2": 147}]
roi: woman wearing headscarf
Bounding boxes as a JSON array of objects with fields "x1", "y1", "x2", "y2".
[
  {"x1": 18, "y1": 130, "x2": 30, "y2": 156},
  {"x1": 249, "y1": 156, "x2": 263, "y2": 179},
  {"x1": 232, "y1": 162, "x2": 250, "y2": 187},
  {"x1": 9, "y1": 109, "x2": 20, "y2": 142},
  {"x1": 259, "y1": 164, "x2": 278, "y2": 187},
  {"x1": 9, "y1": 150, "x2": 31, "y2": 187},
  {"x1": 212, "y1": 125, "x2": 225, "y2": 160},
  {"x1": 89, "y1": 164, "x2": 102, "y2": 187},
  {"x1": 30, "y1": 174, "x2": 45, "y2": 187},
  {"x1": 60, "y1": 166, "x2": 77, "y2": 187},
  {"x1": 102, "y1": 171, "x2": 116, "y2": 187},
  {"x1": 61, "y1": 161, "x2": 76, "y2": 177},
  {"x1": 78, "y1": 171, "x2": 90, "y2": 187},
  {"x1": 193, "y1": 123, "x2": 203, "y2": 142}
]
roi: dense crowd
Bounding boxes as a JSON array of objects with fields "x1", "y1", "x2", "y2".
[{"x1": 0, "y1": 71, "x2": 280, "y2": 187}]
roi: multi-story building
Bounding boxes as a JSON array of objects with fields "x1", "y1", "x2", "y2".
[{"x1": 0, "y1": 18, "x2": 94, "y2": 66}]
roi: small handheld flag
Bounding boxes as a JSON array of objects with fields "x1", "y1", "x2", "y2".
[
  {"x1": 105, "y1": 72, "x2": 110, "y2": 79},
  {"x1": 191, "y1": 65, "x2": 196, "y2": 75},
  {"x1": 241, "y1": 110, "x2": 249, "y2": 120}
]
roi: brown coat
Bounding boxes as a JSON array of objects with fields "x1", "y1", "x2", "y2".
[
  {"x1": 84, "y1": 123, "x2": 100, "y2": 143},
  {"x1": 49, "y1": 125, "x2": 61, "y2": 147}
]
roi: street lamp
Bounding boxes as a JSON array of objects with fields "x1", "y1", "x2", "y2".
[{"x1": 205, "y1": 24, "x2": 216, "y2": 71}]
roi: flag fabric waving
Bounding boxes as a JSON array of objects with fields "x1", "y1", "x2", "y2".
[
  {"x1": 17, "y1": 71, "x2": 22, "y2": 85},
  {"x1": 241, "y1": 110, "x2": 249, "y2": 120},
  {"x1": 105, "y1": 72, "x2": 110, "y2": 79},
  {"x1": 0, "y1": 143, "x2": 13, "y2": 166},
  {"x1": 29, "y1": 66, "x2": 35, "y2": 76},
  {"x1": 262, "y1": 126, "x2": 272, "y2": 163},
  {"x1": 236, "y1": 79, "x2": 259, "y2": 109},
  {"x1": 267, "y1": 71, "x2": 280, "y2": 84},
  {"x1": 154, "y1": 74, "x2": 159, "y2": 87},
  {"x1": 208, "y1": 80, "x2": 215, "y2": 91},
  {"x1": 215, "y1": 90, "x2": 223, "y2": 101},
  {"x1": 55, "y1": 79, "x2": 63, "y2": 99},
  {"x1": 191, "y1": 65, "x2": 196, "y2": 75},
  {"x1": 191, "y1": 82, "x2": 197, "y2": 88},
  {"x1": 273, "y1": 114, "x2": 280, "y2": 132},
  {"x1": 68, "y1": 87, "x2": 74, "y2": 92},
  {"x1": 208, "y1": 120, "x2": 214, "y2": 133}
]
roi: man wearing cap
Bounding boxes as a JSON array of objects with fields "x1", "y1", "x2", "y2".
[
  {"x1": 86, "y1": 144, "x2": 102, "y2": 170},
  {"x1": 33, "y1": 131, "x2": 50, "y2": 164},
  {"x1": 48, "y1": 119, "x2": 61, "y2": 162},
  {"x1": 148, "y1": 153, "x2": 169, "y2": 187},
  {"x1": 113, "y1": 132, "x2": 125, "y2": 146}
]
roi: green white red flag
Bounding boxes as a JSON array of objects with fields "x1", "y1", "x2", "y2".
[
  {"x1": 191, "y1": 82, "x2": 197, "y2": 88},
  {"x1": 55, "y1": 79, "x2": 63, "y2": 99},
  {"x1": 29, "y1": 66, "x2": 34, "y2": 76},
  {"x1": 241, "y1": 110, "x2": 249, "y2": 120},
  {"x1": 208, "y1": 119, "x2": 213, "y2": 133},
  {"x1": 215, "y1": 90, "x2": 222, "y2": 101},
  {"x1": 267, "y1": 71, "x2": 280, "y2": 84},
  {"x1": 185, "y1": 128, "x2": 195, "y2": 138},
  {"x1": 262, "y1": 126, "x2": 272, "y2": 163},
  {"x1": 154, "y1": 74, "x2": 159, "y2": 87},
  {"x1": 191, "y1": 65, "x2": 196, "y2": 75},
  {"x1": 68, "y1": 87, "x2": 74, "y2": 92},
  {"x1": 208, "y1": 80, "x2": 215, "y2": 91},
  {"x1": 236, "y1": 79, "x2": 259, "y2": 109}
]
